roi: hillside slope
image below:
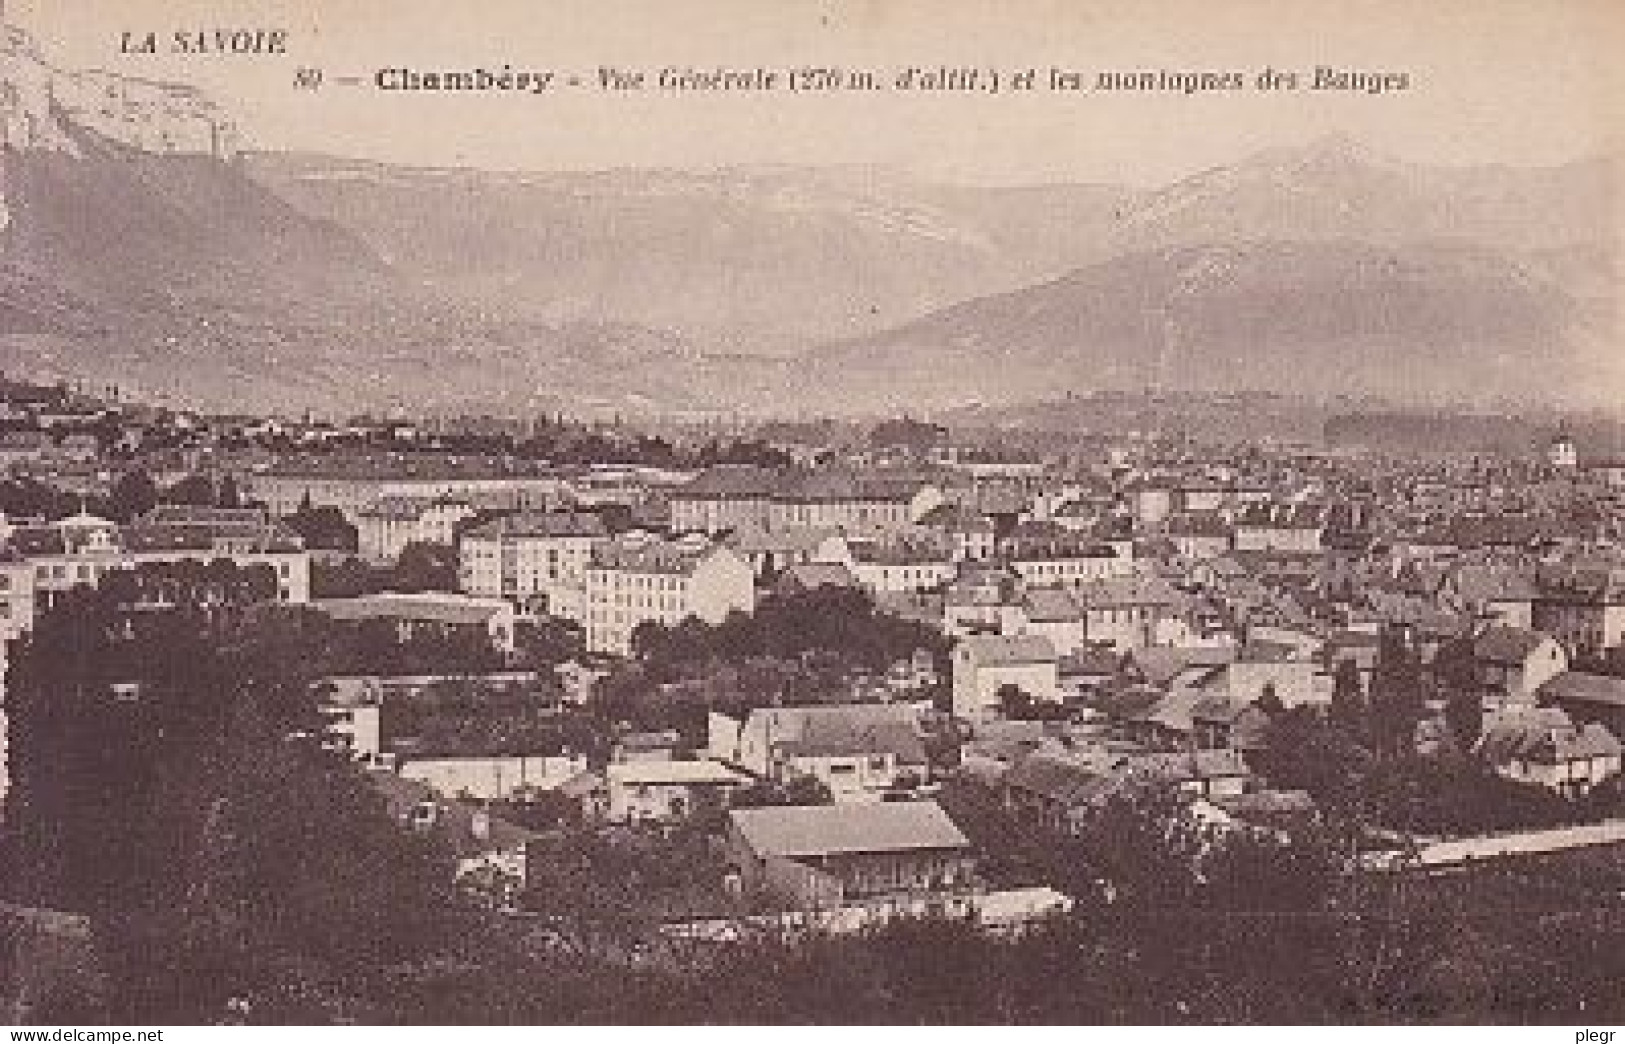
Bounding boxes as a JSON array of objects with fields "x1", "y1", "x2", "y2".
[{"x1": 801, "y1": 239, "x2": 1603, "y2": 413}]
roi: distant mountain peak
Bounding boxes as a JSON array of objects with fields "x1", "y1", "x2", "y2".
[
  {"x1": 0, "y1": 22, "x2": 238, "y2": 160},
  {"x1": 1196, "y1": 133, "x2": 1402, "y2": 188},
  {"x1": 1277, "y1": 132, "x2": 1390, "y2": 167}
]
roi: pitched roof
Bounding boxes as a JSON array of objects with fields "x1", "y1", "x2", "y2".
[
  {"x1": 266, "y1": 451, "x2": 559, "y2": 481},
  {"x1": 1005, "y1": 521, "x2": 1120, "y2": 560},
  {"x1": 1167, "y1": 514, "x2": 1233, "y2": 538},
  {"x1": 1052, "y1": 499, "x2": 1102, "y2": 519},
  {"x1": 464, "y1": 510, "x2": 607, "y2": 540},
  {"x1": 1201, "y1": 556, "x2": 1251, "y2": 579},
  {"x1": 1122, "y1": 748, "x2": 1251, "y2": 785},
  {"x1": 1236, "y1": 503, "x2": 1329, "y2": 530},
  {"x1": 1324, "y1": 629, "x2": 1381, "y2": 651},
  {"x1": 956, "y1": 634, "x2": 1057, "y2": 666},
  {"x1": 590, "y1": 536, "x2": 729, "y2": 575},
  {"x1": 1208, "y1": 789, "x2": 1317, "y2": 819},
  {"x1": 726, "y1": 525, "x2": 837, "y2": 555},
  {"x1": 606, "y1": 760, "x2": 747, "y2": 787},
  {"x1": 1022, "y1": 587, "x2": 1084, "y2": 623},
  {"x1": 1076, "y1": 575, "x2": 1185, "y2": 609},
  {"x1": 1537, "y1": 671, "x2": 1625, "y2": 709},
  {"x1": 1535, "y1": 559, "x2": 1625, "y2": 604},
  {"x1": 848, "y1": 538, "x2": 953, "y2": 566},
  {"x1": 1238, "y1": 639, "x2": 1301, "y2": 664},
  {"x1": 1002, "y1": 751, "x2": 1124, "y2": 806},
  {"x1": 1059, "y1": 646, "x2": 1122, "y2": 678},
  {"x1": 1476, "y1": 708, "x2": 1623, "y2": 764},
  {"x1": 1128, "y1": 645, "x2": 1238, "y2": 687},
  {"x1": 1137, "y1": 687, "x2": 1206, "y2": 734},
  {"x1": 121, "y1": 521, "x2": 303, "y2": 553},
  {"x1": 916, "y1": 503, "x2": 996, "y2": 532},
  {"x1": 751, "y1": 704, "x2": 926, "y2": 762},
  {"x1": 1473, "y1": 625, "x2": 1553, "y2": 666},
  {"x1": 1406, "y1": 515, "x2": 1556, "y2": 551},
  {"x1": 1004, "y1": 746, "x2": 1250, "y2": 802},
  {"x1": 872, "y1": 590, "x2": 944, "y2": 625},
  {"x1": 674, "y1": 464, "x2": 782, "y2": 500},
  {"x1": 142, "y1": 505, "x2": 270, "y2": 526},
  {"x1": 357, "y1": 495, "x2": 470, "y2": 521},
  {"x1": 728, "y1": 801, "x2": 969, "y2": 859},
  {"x1": 779, "y1": 562, "x2": 861, "y2": 590},
  {"x1": 312, "y1": 593, "x2": 509, "y2": 627},
  {"x1": 778, "y1": 472, "x2": 932, "y2": 505},
  {"x1": 1446, "y1": 563, "x2": 1540, "y2": 606},
  {"x1": 0, "y1": 430, "x2": 51, "y2": 450}
]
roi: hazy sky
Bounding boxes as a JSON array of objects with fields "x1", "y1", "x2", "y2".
[{"x1": 13, "y1": 0, "x2": 1623, "y2": 184}]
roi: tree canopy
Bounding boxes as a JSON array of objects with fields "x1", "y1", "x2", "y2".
[{"x1": 2, "y1": 579, "x2": 462, "y2": 1022}]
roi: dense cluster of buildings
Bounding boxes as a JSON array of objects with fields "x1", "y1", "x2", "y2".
[
  {"x1": 0, "y1": 505, "x2": 310, "y2": 644},
  {"x1": 7, "y1": 375, "x2": 1625, "y2": 930}
]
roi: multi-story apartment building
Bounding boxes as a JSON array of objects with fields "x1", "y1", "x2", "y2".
[
  {"x1": 770, "y1": 473, "x2": 945, "y2": 534},
  {"x1": 0, "y1": 507, "x2": 311, "y2": 643},
  {"x1": 1532, "y1": 560, "x2": 1625, "y2": 662},
  {"x1": 666, "y1": 465, "x2": 781, "y2": 535},
  {"x1": 458, "y1": 510, "x2": 608, "y2": 621},
  {"x1": 584, "y1": 533, "x2": 755, "y2": 655},
  {"x1": 239, "y1": 453, "x2": 572, "y2": 519},
  {"x1": 914, "y1": 502, "x2": 998, "y2": 562},
  {"x1": 1074, "y1": 575, "x2": 1191, "y2": 652},
  {"x1": 669, "y1": 465, "x2": 943, "y2": 537},
  {"x1": 354, "y1": 496, "x2": 475, "y2": 566}
]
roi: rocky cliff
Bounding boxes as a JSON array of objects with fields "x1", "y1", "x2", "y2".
[{"x1": 0, "y1": 24, "x2": 237, "y2": 161}]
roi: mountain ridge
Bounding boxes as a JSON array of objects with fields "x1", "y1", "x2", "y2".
[
  {"x1": 798, "y1": 235, "x2": 1609, "y2": 414},
  {"x1": 1, "y1": 71, "x2": 1615, "y2": 416}
]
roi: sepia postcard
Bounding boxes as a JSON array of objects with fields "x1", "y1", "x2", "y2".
[{"x1": 1, "y1": 0, "x2": 1623, "y2": 1029}]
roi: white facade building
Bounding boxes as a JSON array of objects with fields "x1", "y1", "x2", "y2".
[
  {"x1": 951, "y1": 634, "x2": 1061, "y2": 722},
  {"x1": 399, "y1": 752, "x2": 589, "y2": 802},
  {"x1": 584, "y1": 534, "x2": 756, "y2": 655},
  {"x1": 355, "y1": 496, "x2": 476, "y2": 566},
  {"x1": 458, "y1": 510, "x2": 608, "y2": 621},
  {"x1": 604, "y1": 760, "x2": 748, "y2": 823},
  {"x1": 0, "y1": 509, "x2": 310, "y2": 644},
  {"x1": 710, "y1": 704, "x2": 931, "y2": 803}
]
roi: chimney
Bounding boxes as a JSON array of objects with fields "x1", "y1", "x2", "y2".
[{"x1": 470, "y1": 809, "x2": 491, "y2": 841}]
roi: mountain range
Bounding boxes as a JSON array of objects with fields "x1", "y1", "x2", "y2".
[
  {"x1": 243, "y1": 154, "x2": 1140, "y2": 352},
  {"x1": 0, "y1": 73, "x2": 1616, "y2": 417},
  {"x1": 801, "y1": 236, "x2": 1603, "y2": 413}
]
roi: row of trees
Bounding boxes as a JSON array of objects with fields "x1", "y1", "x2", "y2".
[
  {"x1": 630, "y1": 585, "x2": 947, "y2": 678},
  {"x1": 590, "y1": 586, "x2": 948, "y2": 735},
  {"x1": 0, "y1": 471, "x2": 244, "y2": 524},
  {"x1": 308, "y1": 541, "x2": 461, "y2": 598}
]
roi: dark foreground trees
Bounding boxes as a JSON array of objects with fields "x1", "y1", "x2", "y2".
[{"x1": 1, "y1": 584, "x2": 460, "y2": 1023}]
